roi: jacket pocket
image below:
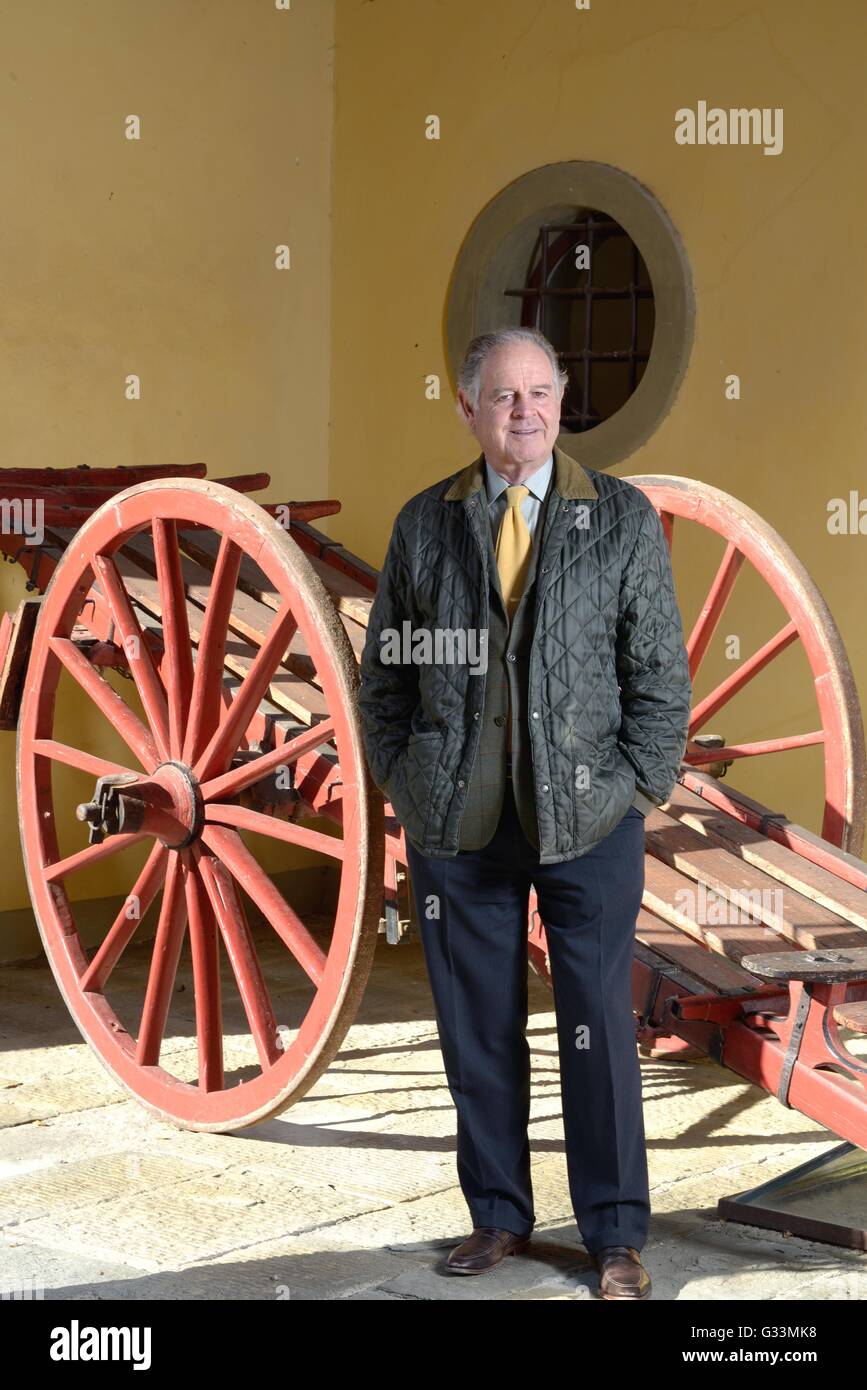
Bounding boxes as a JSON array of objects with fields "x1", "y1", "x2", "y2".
[
  {"x1": 568, "y1": 726, "x2": 588, "y2": 839},
  {"x1": 386, "y1": 730, "x2": 444, "y2": 843}
]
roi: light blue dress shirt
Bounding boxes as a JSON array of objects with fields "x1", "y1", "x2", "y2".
[{"x1": 484, "y1": 452, "x2": 553, "y2": 548}]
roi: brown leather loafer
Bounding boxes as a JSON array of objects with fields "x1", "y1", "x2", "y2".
[
  {"x1": 445, "y1": 1226, "x2": 531, "y2": 1274},
  {"x1": 593, "y1": 1245, "x2": 652, "y2": 1300}
]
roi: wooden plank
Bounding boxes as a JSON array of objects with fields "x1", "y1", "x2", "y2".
[
  {"x1": 0, "y1": 612, "x2": 14, "y2": 729},
  {"x1": 178, "y1": 526, "x2": 374, "y2": 628},
  {"x1": 642, "y1": 856, "x2": 782, "y2": 966},
  {"x1": 635, "y1": 907, "x2": 763, "y2": 992},
  {"x1": 124, "y1": 531, "x2": 369, "y2": 667},
  {"x1": 643, "y1": 804, "x2": 864, "y2": 952},
  {"x1": 54, "y1": 524, "x2": 342, "y2": 728},
  {"x1": 664, "y1": 780, "x2": 867, "y2": 933},
  {"x1": 832, "y1": 1000, "x2": 867, "y2": 1034},
  {"x1": 301, "y1": 556, "x2": 372, "y2": 626},
  {"x1": 102, "y1": 550, "x2": 329, "y2": 726},
  {"x1": 290, "y1": 518, "x2": 381, "y2": 590},
  {"x1": 2, "y1": 474, "x2": 270, "y2": 509},
  {"x1": 0, "y1": 463, "x2": 207, "y2": 486},
  {"x1": 678, "y1": 767, "x2": 867, "y2": 890},
  {"x1": 0, "y1": 598, "x2": 41, "y2": 729}
]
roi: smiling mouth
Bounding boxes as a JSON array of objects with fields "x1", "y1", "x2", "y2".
[{"x1": 510, "y1": 429, "x2": 539, "y2": 435}]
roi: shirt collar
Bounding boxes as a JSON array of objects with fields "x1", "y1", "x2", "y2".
[{"x1": 484, "y1": 452, "x2": 553, "y2": 506}]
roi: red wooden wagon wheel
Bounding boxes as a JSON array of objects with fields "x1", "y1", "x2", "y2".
[
  {"x1": 18, "y1": 479, "x2": 383, "y2": 1132},
  {"x1": 528, "y1": 474, "x2": 866, "y2": 986}
]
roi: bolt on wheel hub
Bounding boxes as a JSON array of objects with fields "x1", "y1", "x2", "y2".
[{"x1": 76, "y1": 760, "x2": 203, "y2": 848}]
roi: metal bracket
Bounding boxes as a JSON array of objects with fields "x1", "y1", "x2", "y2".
[
  {"x1": 76, "y1": 772, "x2": 140, "y2": 845},
  {"x1": 777, "y1": 984, "x2": 813, "y2": 1106},
  {"x1": 232, "y1": 746, "x2": 301, "y2": 813}
]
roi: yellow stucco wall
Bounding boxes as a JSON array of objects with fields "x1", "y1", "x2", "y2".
[
  {"x1": 329, "y1": 0, "x2": 867, "y2": 854},
  {"x1": 0, "y1": 0, "x2": 335, "y2": 924}
]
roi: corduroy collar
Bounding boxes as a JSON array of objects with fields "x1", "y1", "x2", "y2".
[{"x1": 442, "y1": 441, "x2": 598, "y2": 502}]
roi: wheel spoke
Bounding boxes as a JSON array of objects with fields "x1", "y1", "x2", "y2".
[
  {"x1": 686, "y1": 540, "x2": 745, "y2": 679},
  {"x1": 689, "y1": 621, "x2": 800, "y2": 735},
  {"x1": 44, "y1": 831, "x2": 150, "y2": 883},
  {"x1": 204, "y1": 802, "x2": 345, "y2": 859},
  {"x1": 194, "y1": 846, "x2": 282, "y2": 1070},
  {"x1": 183, "y1": 854, "x2": 224, "y2": 1092},
  {"x1": 200, "y1": 823, "x2": 327, "y2": 985},
  {"x1": 199, "y1": 719, "x2": 336, "y2": 802},
  {"x1": 48, "y1": 636, "x2": 158, "y2": 771},
  {"x1": 33, "y1": 739, "x2": 137, "y2": 781},
  {"x1": 181, "y1": 534, "x2": 243, "y2": 766},
  {"x1": 18, "y1": 477, "x2": 381, "y2": 1128},
  {"x1": 92, "y1": 552, "x2": 170, "y2": 761},
  {"x1": 81, "y1": 842, "x2": 168, "y2": 990},
  {"x1": 137, "y1": 851, "x2": 188, "y2": 1066},
  {"x1": 686, "y1": 731, "x2": 826, "y2": 764},
  {"x1": 193, "y1": 604, "x2": 299, "y2": 781},
  {"x1": 152, "y1": 517, "x2": 195, "y2": 758}
]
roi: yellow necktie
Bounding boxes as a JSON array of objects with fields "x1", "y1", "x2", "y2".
[
  {"x1": 495, "y1": 485, "x2": 531, "y2": 618},
  {"x1": 495, "y1": 485, "x2": 531, "y2": 759}
]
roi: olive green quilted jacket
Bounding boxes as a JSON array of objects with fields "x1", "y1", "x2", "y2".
[{"x1": 357, "y1": 446, "x2": 692, "y2": 864}]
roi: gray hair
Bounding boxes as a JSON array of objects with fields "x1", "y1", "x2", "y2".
[{"x1": 455, "y1": 327, "x2": 569, "y2": 415}]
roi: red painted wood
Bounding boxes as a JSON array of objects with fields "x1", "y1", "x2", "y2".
[
  {"x1": 181, "y1": 536, "x2": 242, "y2": 764},
  {"x1": 0, "y1": 463, "x2": 208, "y2": 486},
  {"x1": 0, "y1": 473, "x2": 269, "y2": 507},
  {"x1": 152, "y1": 518, "x2": 196, "y2": 758},
  {"x1": 17, "y1": 479, "x2": 381, "y2": 1131},
  {"x1": 626, "y1": 474, "x2": 866, "y2": 853},
  {"x1": 194, "y1": 845, "x2": 282, "y2": 1071},
  {"x1": 92, "y1": 553, "x2": 170, "y2": 762}
]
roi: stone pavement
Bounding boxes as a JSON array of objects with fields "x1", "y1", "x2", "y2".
[{"x1": 1, "y1": 926, "x2": 866, "y2": 1302}]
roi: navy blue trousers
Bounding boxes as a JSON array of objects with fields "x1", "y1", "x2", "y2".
[{"x1": 404, "y1": 779, "x2": 649, "y2": 1255}]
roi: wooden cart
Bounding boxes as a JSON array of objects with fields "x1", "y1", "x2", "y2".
[{"x1": 2, "y1": 463, "x2": 867, "y2": 1183}]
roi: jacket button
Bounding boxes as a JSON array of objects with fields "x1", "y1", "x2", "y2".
[
  {"x1": 457, "y1": 779, "x2": 465, "y2": 788},
  {"x1": 494, "y1": 714, "x2": 506, "y2": 726},
  {"x1": 542, "y1": 784, "x2": 549, "y2": 793},
  {"x1": 531, "y1": 710, "x2": 539, "y2": 719},
  {"x1": 473, "y1": 711, "x2": 480, "y2": 720},
  {"x1": 507, "y1": 653, "x2": 516, "y2": 662}
]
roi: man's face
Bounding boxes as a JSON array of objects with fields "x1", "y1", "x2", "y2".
[{"x1": 459, "y1": 343, "x2": 563, "y2": 473}]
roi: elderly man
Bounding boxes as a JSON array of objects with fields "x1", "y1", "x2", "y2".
[{"x1": 357, "y1": 327, "x2": 691, "y2": 1299}]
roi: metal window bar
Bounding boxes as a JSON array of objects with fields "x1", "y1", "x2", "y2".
[{"x1": 505, "y1": 214, "x2": 654, "y2": 431}]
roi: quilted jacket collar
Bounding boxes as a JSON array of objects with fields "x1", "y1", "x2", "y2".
[{"x1": 442, "y1": 442, "x2": 598, "y2": 502}]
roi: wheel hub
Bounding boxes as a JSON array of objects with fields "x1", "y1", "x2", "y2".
[{"x1": 76, "y1": 760, "x2": 204, "y2": 848}]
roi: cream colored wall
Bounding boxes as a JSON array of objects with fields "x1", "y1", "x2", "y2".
[
  {"x1": 330, "y1": 0, "x2": 867, "y2": 852},
  {"x1": 0, "y1": 0, "x2": 335, "y2": 926}
]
